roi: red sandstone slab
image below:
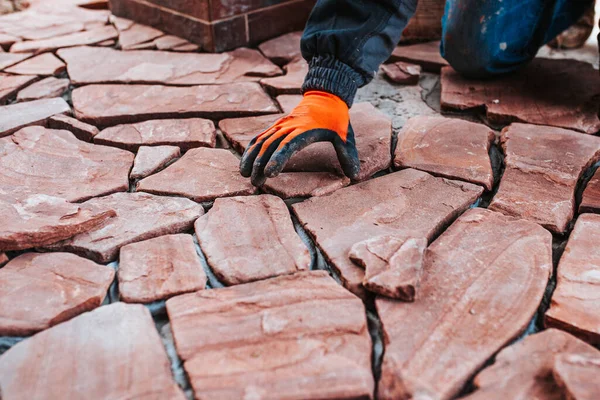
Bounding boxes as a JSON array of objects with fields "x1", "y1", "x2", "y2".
[
  {"x1": 48, "y1": 192, "x2": 203, "y2": 263},
  {"x1": 0, "y1": 73, "x2": 37, "y2": 104},
  {"x1": 276, "y1": 94, "x2": 302, "y2": 113},
  {"x1": 18, "y1": 22, "x2": 86, "y2": 41},
  {"x1": 489, "y1": 123, "x2": 600, "y2": 233},
  {"x1": 130, "y1": 145, "x2": 180, "y2": 180},
  {"x1": 0, "y1": 97, "x2": 70, "y2": 136},
  {"x1": 58, "y1": 46, "x2": 281, "y2": 85},
  {"x1": 10, "y1": 25, "x2": 118, "y2": 54},
  {"x1": 381, "y1": 61, "x2": 421, "y2": 84},
  {"x1": 118, "y1": 234, "x2": 206, "y2": 303},
  {"x1": 137, "y1": 148, "x2": 256, "y2": 202},
  {"x1": 166, "y1": 271, "x2": 374, "y2": 400},
  {"x1": 292, "y1": 169, "x2": 483, "y2": 296},
  {"x1": 173, "y1": 43, "x2": 199, "y2": 52},
  {"x1": 553, "y1": 354, "x2": 600, "y2": 400},
  {"x1": 263, "y1": 171, "x2": 350, "y2": 199},
  {"x1": 463, "y1": 329, "x2": 600, "y2": 400},
  {"x1": 0, "y1": 52, "x2": 32, "y2": 70},
  {"x1": 261, "y1": 57, "x2": 307, "y2": 94},
  {"x1": 196, "y1": 195, "x2": 310, "y2": 285},
  {"x1": 389, "y1": 41, "x2": 447, "y2": 72},
  {"x1": 154, "y1": 35, "x2": 193, "y2": 50},
  {"x1": 47, "y1": 114, "x2": 99, "y2": 141},
  {"x1": 5, "y1": 53, "x2": 65, "y2": 75},
  {"x1": 219, "y1": 113, "x2": 281, "y2": 154},
  {"x1": 394, "y1": 115, "x2": 496, "y2": 190},
  {"x1": 0, "y1": 126, "x2": 132, "y2": 202},
  {"x1": 545, "y1": 214, "x2": 600, "y2": 345},
  {"x1": 72, "y1": 83, "x2": 279, "y2": 125},
  {"x1": 377, "y1": 208, "x2": 552, "y2": 400},
  {"x1": 16, "y1": 77, "x2": 69, "y2": 102},
  {"x1": 0, "y1": 303, "x2": 185, "y2": 399},
  {"x1": 441, "y1": 59, "x2": 600, "y2": 134},
  {"x1": 95, "y1": 118, "x2": 216, "y2": 151},
  {"x1": 0, "y1": 252, "x2": 114, "y2": 336},
  {"x1": 118, "y1": 23, "x2": 164, "y2": 50},
  {"x1": 111, "y1": 16, "x2": 134, "y2": 31},
  {"x1": 258, "y1": 31, "x2": 302, "y2": 65},
  {"x1": 580, "y1": 169, "x2": 600, "y2": 213}
]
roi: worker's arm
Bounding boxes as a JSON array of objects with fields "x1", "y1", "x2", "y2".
[{"x1": 241, "y1": 0, "x2": 418, "y2": 186}]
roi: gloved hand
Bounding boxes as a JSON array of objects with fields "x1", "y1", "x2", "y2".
[{"x1": 240, "y1": 90, "x2": 360, "y2": 186}]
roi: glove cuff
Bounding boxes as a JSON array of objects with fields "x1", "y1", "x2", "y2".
[{"x1": 302, "y1": 56, "x2": 365, "y2": 108}]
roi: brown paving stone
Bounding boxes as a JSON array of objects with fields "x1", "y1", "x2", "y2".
[
  {"x1": 0, "y1": 97, "x2": 70, "y2": 136},
  {"x1": 137, "y1": 148, "x2": 256, "y2": 202},
  {"x1": 276, "y1": 94, "x2": 302, "y2": 113},
  {"x1": 389, "y1": 41, "x2": 448, "y2": 72},
  {"x1": 0, "y1": 126, "x2": 132, "y2": 201},
  {"x1": 0, "y1": 252, "x2": 114, "y2": 336},
  {"x1": 0, "y1": 303, "x2": 185, "y2": 399},
  {"x1": 350, "y1": 236, "x2": 426, "y2": 300},
  {"x1": 18, "y1": 22, "x2": 86, "y2": 41},
  {"x1": 553, "y1": 353, "x2": 600, "y2": 400},
  {"x1": 59, "y1": 46, "x2": 281, "y2": 85},
  {"x1": 72, "y1": 82, "x2": 279, "y2": 125},
  {"x1": 111, "y1": 15, "x2": 134, "y2": 31},
  {"x1": 377, "y1": 208, "x2": 552, "y2": 400},
  {"x1": 195, "y1": 195, "x2": 310, "y2": 285},
  {"x1": 441, "y1": 59, "x2": 600, "y2": 134},
  {"x1": 47, "y1": 114, "x2": 99, "y2": 142},
  {"x1": 263, "y1": 172, "x2": 350, "y2": 199},
  {"x1": 10, "y1": 25, "x2": 118, "y2": 54},
  {"x1": 118, "y1": 22, "x2": 164, "y2": 50},
  {"x1": 166, "y1": 271, "x2": 374, "y2": 400},
  {"x1": 258, "y1": 31, "x2": 302, "y2": 65},
  {"x1": 381, "y1": 61, "x2": 421, "y2": 84},
  {"x1": 545, "y1": 214, "x2": 600, "y2": 345},
  {"x1": 0, "y1": 73, "x2": 37, "y2": 104},
  {"x1": 16, "y1": 77, "x2": 69, "y2": 102},
  {"x1": 118, "y1": 233, "x2": 206, "y2": 303},
  {"x1": 219, "y1": 113, "x2": 281, "y2": 154},
  {"x1": 261, "y1": 57, "x2": 307, "y2": 94},
  {"x1": 95, "y1": 118, "x2": 216, "y2": 152},
  {"x1": 580, "y1": 168, "x2": 600, "y2": 213},
  {"x1": 292, "y1": 169, "x2": 483, "y2": 296},
  {"x1": 5, "y1": 53, "x2": 65, "y2": 75},
  {"x1": 463, "y1": 329, "x2": 600, "y2": 400},
  {"x1": 0, "y1": 52, "x2": 32, "y2": 70},
  {"x1": 130, "y1": 145, "x2": 180, "y2": 180},
  {"x1": 47, "y1": 192, "x2": 203, "y2": 263},
  {"x1": 489, "y1": 123, "x2": 600, "y2": 233},
  {"x1": 394, "y1": 115, "x2": 496, "y2": 190}
]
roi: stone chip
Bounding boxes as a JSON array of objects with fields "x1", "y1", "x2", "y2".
[
  {"x1": 5, "y1": 53, "x2": 65, "y2": 75},
  {"x1": 130, "y1": 145, "x2": 181, "y2": 180},
  {"x1": 16, "y1": 77, "x2": 69, "y2": 102},
  {"x1": 0, "y1": 97, "x2": 70, "y2": 137}
]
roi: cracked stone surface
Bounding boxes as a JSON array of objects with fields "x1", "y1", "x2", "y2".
[
  {"x1": 16, "y1": 76, "x2": 69, "y2": 102},
  {"x1": 137, "y1": 148, "x2": 256, "y2": 203},
  {"x1": 130, "y1": 145, "x2": 180, "y2": 180},
  {"x1": 389, "y1": 41, "x2": 448, "y2": 72},
  {"x1": 58, "y1": 46, "x2": 281, "y2": 85},
  {"x1": 166, "y1": 271, "x2": 374, "y2": 400},
  {"x1": 47, "y1": 114, "x2": 99, "y2": 142},
  {"x1": 0, "y1": 252, "x2": 115, "y2": 336},
  {"x1": 47, "y1": 192, "x2": 204, "y2": 263},
  {"x1": 463, "y1": 329, "x2": 600, "y2": 400},
  {"x1": 261, "y1": 57, "x2": 307, "y2": 94},
  {"x1": 381, "y1": 61, "x2": 421, "y2": 84},
  {"x1": 262, "y1": 172, "x2": 350, "y2": 199},
  {"x1": 0, "y1": 52, "x2": 32, "y2": 69},
  {"x1": 377, "y1": 208, "x2": 552, "y2": 400},
  {"x1": 553, "y1": 354, "x2": 600, "y2": 400},
  {"x1": 195, "y1": 195, "x2": 310, "y2": 285},
  {"x1": 580, "y1": 168, "x2": 600, "y2": 213},
  {"x1": 0, "y1": 72, "x2": 37, "y2": 104},
  {"x1": 292, "y1": 169, "x2": 483, "y2": 296},
  {"x1": 94, "y1": 118, "x2": 217, "y2": 151},
  {"x1": 153, "y1": 35, "x2": 194, "y2": 51},
  {"x1": 489, "y1": 123, "x2": 600, "y2": 233},
  {"x1": 394, "y1": 115, "x2": 496, "y2": 190},
  {"x1": 545, "y1": 214, "x2": 600, "y2": 345},
  {"x1": 118, "y1": 234, "x2": 207, "y2": 303},
  {"x1": 10, "y1": 25, "x2": 118, "y2": 54},
  {"x1": 441, "y1": 59, "x2": 600, "y2": 134},
  {"x1": 5, "y1": 52, "x2": 65, "y2": 75},
  {"x1": 72, "y1": 82, "x2": 279, "y2": 125},
  {"x1": 0, "y1": 97, "x2": 70, "y2": 137},
  {"x1": 118, "y1": 22, "x2": 164, "y2": 50},
  {"x1": 258, "y1": 31, "x2": 302, "y2": 65},
  {"x1": 0, "y1": 303, "x2": 186, "y2": 399}
]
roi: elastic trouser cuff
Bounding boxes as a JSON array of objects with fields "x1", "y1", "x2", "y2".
[{"x1": 302, "y1": 56, "x2": 365, "y2": 107}]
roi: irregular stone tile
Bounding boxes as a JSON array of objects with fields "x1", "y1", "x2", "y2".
[
  {"x1": 137, "y1": 148, "x2": 256, "y2": 202},
  {"x1": 0, "y1": 73, "x2": 37, "y2": 104},
  {"x1": 292, "y1": 169, "x2": 483, "y2": 295},
  {"x1": 350, "y1": 236, "x2": 426, "y2": 300},
  {"x1": 118, "y1": 234, "x2": 206, "y2": 303},
  {"x1": 377, "y1": 208, "x2": 552, "y2": 400},
  {"x1": 545, "y1": 214, "x2": 600, "y2": 345},
  {"x1": 0, "y1": 97, "x2": 70, "y2": 137},
  {"x1": 276, "y1": 94, "x2": 302, "y2": 113},
  {"x1": 111, "y1": 16, "x2": 134, "y2": 31},
  {"x1": 258, "y1": 31, "x2": 302, "y2": 65},
  {"x1": 47, "y1": 114, "x2": 99, "y2": 141},
  {"x1": 195, "y1": 195, "x2": 310, "y2": 285},
  {"x1": 16, "y1": 77, "x2": 69, "y2": 102},
  {"x1": 166, "y1": 271, "x2": 374, "y2": 400},
  {"x1": 489, "y1": 123, "x2": 600, "y2": 233},
  {"x1": 130, "y1": 145, "x2": 180, "y2": 180},
  {"x1": 48, "y1": 192, "x2": 203, "y2": 263},
  {"x1": 10, "y1": 25, "x2": 118, "y2": 54},
  {"x1": 0, "y1": 303, "x2": 186, "y2": 399},
  {"x1": 553, "y1": 354, "x2": 600, "y2": 400},
  {"x1": 154, "y1": 34, "x2": 190, "y2": 50},
  {"x1": 261, "y1": 57, "x2": 307, "y2": 94},
  {"x1": 463, "y1": 329, "x2": 600, "y2": 400},
  {"x1": 389, "y1": 41, "x2": 448, "y2": 72},
  {"x1": 94, "y1": 118, "x2": 216, "y2": 151},
  {"x1": 173, "y1": 42, "x2": 199, "y2": 52},
  {"x1": 59, "y1": 46, "x2": 280, "y2": 85},
  {"x1": 0, "y1": 33, "x2": 20, "y2": 50},
  {"x1": 0, "y1": 126, "x2": 132, "y2": 201},
  {"x1": 4, "y1": 53, "x2": 65, "y2": 75},
  {"x1": 0, "y1": 252, "x2": 7, "y2": 267},
  {"x1": 95, "y1": 38, "x2": 115, "y2": 46},
  {"x1": 0, "y1": 252, "x2": 114, "y2": 336},
  {"x1": 219, "y1": 113, "x2": 281, "y2": 154},
  {"x1": 72, "y1": 82, "x2": 279, "y2": 125},
  {"x1": 441, "y1": 59, "x2": 600, "y2": 134},
  {"x1": 0, "y1": 51, "x2": 32, "y2": 69},
  {"x1": 580, "y1": 168, "x2": 600, "y2": 213},
  {"x1": 394, "y1": 115, "x2": 495, "y2": 190},
  {"x1": 0, "y1": 193, "x2": 115, "y2": 251},
  {"x1": 120, "y1": 40, "x2": 156, "y2": 50},
  {"x1": 381, "y1": 61, "x2": 421, "y2": 84},
  {"x1": 21, "y1": 22, "x2": 85, "y2": 40},
  {"x1": 118, "y1": 22, "x2": 164, "y2": 50},
  {"x1": 263, "y1": 172, "x2": 350, "y2": 199}
]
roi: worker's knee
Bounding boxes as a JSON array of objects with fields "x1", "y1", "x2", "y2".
[{"x1": 440, "y1": 32, "x2": 509, "y2": 79}]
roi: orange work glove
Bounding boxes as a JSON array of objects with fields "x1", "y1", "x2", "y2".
[{"x1": 240, "y1": 90, "x2": 360, "y2": 187}]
